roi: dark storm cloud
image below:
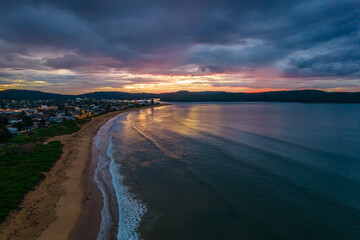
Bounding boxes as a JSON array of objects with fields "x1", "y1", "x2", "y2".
[
  {"x1": 0, "y1": 53, "x2": 45, "y2": 70},
  {"x1": 44, "y1": 53, "x2": 91, "y2": 69},
  {"x1": 0, "y1": 0, "x2": 359, "y2": 80}
]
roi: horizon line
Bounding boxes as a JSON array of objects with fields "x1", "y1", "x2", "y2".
[{"x1": 1, "y1": 88, "x2": 359, "y2": 96}]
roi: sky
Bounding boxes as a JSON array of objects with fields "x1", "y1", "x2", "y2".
[{"x1": 0, "y1": 0, "x2": 359, "y2": 94}]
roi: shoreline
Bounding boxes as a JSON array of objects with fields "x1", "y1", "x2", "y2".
[
  {"x1": 0, "y1": 104, "x2": 168, "y2": 240},
  {"x1": 68, "y1": 113, "x2": 118, "y2": 240}
]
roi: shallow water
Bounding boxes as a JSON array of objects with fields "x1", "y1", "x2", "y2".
[{"x1": 95, "y1": 103, "x2": 360, "y2": 240}]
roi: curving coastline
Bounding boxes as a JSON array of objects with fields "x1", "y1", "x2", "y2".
[{"x1": 0, "y1": 104, "x2": 167, "y2": 240}]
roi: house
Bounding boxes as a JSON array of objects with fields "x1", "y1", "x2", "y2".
[
  {"x1": 64, "y1": 116, "x2": 75, "y2": 120},
  {"x1": 7, "y1": 127, "x2": 20, "y2": 135},
  {"x1": 9, "y1": 119, "x2": 22, "y2": 124},
  {"x1": 49, "y1": 116, "x2": 63, "y2": 122}
]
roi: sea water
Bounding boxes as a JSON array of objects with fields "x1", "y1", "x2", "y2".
[{"x1": 94, "y1": 103, "x2": 360, "y2": 240}]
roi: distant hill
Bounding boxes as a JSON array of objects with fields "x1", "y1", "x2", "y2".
[
  {"x1": 0, "y1": 89, "x2": 69, "y2": 100},
  {"x1": 1, "y1": 89, "x2": 359, "y2": 103},
  {"x1": 160, "y1": 90, "x2": 360, "y2": 103},
  {"x1": 0, "y1": 90, "x2": 161, "y2": 101},
  {"x1": 78, "y1": 91, "x2": 161, "y2": 100}
]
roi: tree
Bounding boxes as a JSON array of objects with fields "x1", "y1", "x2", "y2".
[
  {"x1": 18, "y1": 112, "x2": 33, "y2": 131},
  {"x1": 0, "y1": 128, "x2": 11, "y2": 142},
  {"x1": 19, "y1": 111, "x2": 26, "y2": 118},
  {"x1": 57, "y1": 104, "x2": 64, "y2": 110},
  {"x1": 40, "y1": 118, "x2": 46, "y2": 126},
  {"x1": 0, "y1": 116, "x2": 11, "y2": 142},
  {"x1": 151, "y1": 99, "x2": 154, "y2": 105},
  {"x1": 106, "y1": 103, "x2": 111, "y2": 112},
  {"x1": 0, "y1": 116, "x2": 9, "y2": 128},
  {"x1": 22, "y1": 115, "x2": 33, "y2": 131},
  {"x1": 15, "y1": 122, "x2": 24, "y2": 131}
]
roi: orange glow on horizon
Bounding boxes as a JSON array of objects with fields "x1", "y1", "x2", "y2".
[{"x1": 1, "y1": 68, "x2": 359, "y2": 94}]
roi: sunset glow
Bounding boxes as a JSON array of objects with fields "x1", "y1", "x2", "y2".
[{"x1": 0, "y1": 1, "x2": 359, "y2": 94}]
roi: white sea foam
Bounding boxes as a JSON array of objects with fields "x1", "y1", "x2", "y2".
[
  {"x1": 108, "y1": 135, "x2": 147, "y2": 240},
  {"x1": 94, "y1": 116, "x2": 117, "y2": 240},
  {"x1": 94, "y1": 113, "x2": 146, "y2": 240},
  {"x1": 95, "y1": 154, "x2": 113, "y2": 240}
]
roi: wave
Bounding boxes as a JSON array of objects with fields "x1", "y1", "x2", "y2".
[
  {"x1": 94, "y1": 113, "x2": 146, "y2": 240},
  {"x1": 130, "y1": 121, "x2": 180, "y2": 160},
  {"x1": 108, "y1": 134, "x2": 147, "y2": 240},
  {"x1": 94, "y1": 116, "x2": 119, "y2": 240}
]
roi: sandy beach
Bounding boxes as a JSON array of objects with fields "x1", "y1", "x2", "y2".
[{"x1": 0, "y1": 105, "x2": 165, "y2": 240}]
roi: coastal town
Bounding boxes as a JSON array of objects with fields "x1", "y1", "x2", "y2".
[{"x1": 0, "y1": 97, "x2": 158, "y2": 141}]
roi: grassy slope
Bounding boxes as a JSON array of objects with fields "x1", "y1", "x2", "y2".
[
  {"x1": 11, "y1": 118, "x2": 90, "y2": 144},
  {"x1": 0, "y1": 118, "x2": 90, "y2": 222},
  {"x1": 0, "y1": 141, "x2": 62, "y2": 222}
]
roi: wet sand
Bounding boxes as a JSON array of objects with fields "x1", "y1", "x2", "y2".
[
  {"x1": 68, "y1": 132, "x2": 104, "y2": 240},
  {"x1": 0, "y1": 105, "x2": 166, "y2": 240}
]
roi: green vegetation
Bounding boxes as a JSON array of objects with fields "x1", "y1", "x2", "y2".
[
  {"x1": 0, "y1": 141, "x2": 63, "y2": 222},
  {"x1": 13, "y1": 112, "x2": 34, "y2": 132},
  {"x1": 34, "y1": 118, "x2": 89, "y2": 139},
  {"x1": 0, "y1": 116, "x2": 11, "y2": 142},
  {"x1": 0, "y1": 117, "x2": 91, "y2": 223},
  {"x1": 10, "y1": 118, "x2": 90, "y2": 144}
]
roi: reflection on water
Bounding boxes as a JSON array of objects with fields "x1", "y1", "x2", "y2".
[{"x1": 99, "y1": 103, "x2": 360, "y2": 240}]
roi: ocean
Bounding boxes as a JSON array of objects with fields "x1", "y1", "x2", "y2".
[{"x1": 93, "y1": 103, "x2": 360, "y2": 240}]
